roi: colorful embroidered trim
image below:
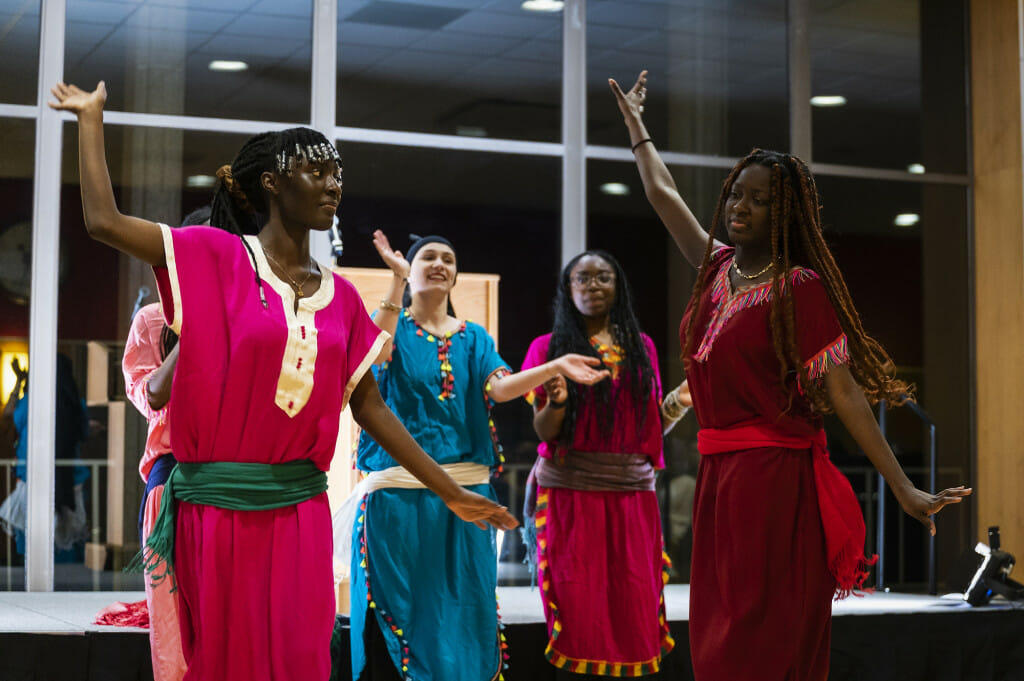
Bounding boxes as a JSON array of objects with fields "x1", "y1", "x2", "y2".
[
  {"x1": 590, "y1": 338, "x2": 624, "y2": 380},
  {"x1": 804, "y1": 333, "x2": 850, "y2": 381},
  {"x1": 695, "y1": 259, "x2": 817, "y2": 363},
  {"x1": 404, "y1": 309, "x2": 467, "y2": 401},
  {"x1": 356, "y1": 495, "x2": 414, "y2": 680},
  {"x1": 496, "y1": 593, "x2": 509, "y2": 681},
  {"x1": 483, "y1": 367, "x2": 512, "y2": 476},
  {"x1": 534, "y1": 488, "x2": 675, "y2": 677}
]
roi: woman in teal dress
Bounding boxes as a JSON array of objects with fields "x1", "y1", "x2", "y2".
[{"x1": 349, "y1": 231, "x2": 609, "y2": 681}]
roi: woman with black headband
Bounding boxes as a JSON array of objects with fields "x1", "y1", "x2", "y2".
[
  {"x1": 342, "y1": 230, "x2": 610, "y2": 681},
  {"x1": 50, "y1": 79, "x2": 517, "y2": 681}
]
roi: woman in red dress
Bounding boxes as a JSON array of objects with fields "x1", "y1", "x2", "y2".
[{"x1": 609, "y1": 70, "x2": 972, "y2": 681}]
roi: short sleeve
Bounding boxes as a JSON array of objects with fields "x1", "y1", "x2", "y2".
[
  {"x1": 471, "y1": 324, "x2": 510, "y2": 387},
  {"x1": 642, "y1": 334, "x2": 664, "y2": 401},
  {"x1": 338, "y1": 277, "x2": 390, "y2": 407},
  {"x1": 520, "y1": 334, "x2": 552, "y2": 406},
  {"x1": 122, "y1": 303, "x2": 165, "y2": 421},
  {"x1": 152, "y1": 224, "x2": 235, "y2": 335},
  {"x1": 792, "y1": 270, "x2": 849, "y2": 380}
]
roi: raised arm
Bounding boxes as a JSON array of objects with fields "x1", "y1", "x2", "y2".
[
  {"x1": 348, "y1": 371, "x2": 519, "y2": 531},
  {"x1": 608, "y1": 71, "x2": 723, "y2": 268},
  {"x1": 49, "y1": 82, "x2": 165, "y2": 266},
  {"x1": 486, "y1": 353, "x2": 609, "y2": 404},
  {"x1": 532, "y1": 374, "x2": 569, "y2": 442},
  {"x1": 825, "y1": 365, "x2": 971, "y2": 535},
  {"x1": 367, "y1": 229, "x2": 409, "y2": 362}
]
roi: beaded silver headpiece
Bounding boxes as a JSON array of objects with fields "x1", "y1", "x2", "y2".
[{"x1": 276, "y1": 141, "x2": 342, "y2": 174}]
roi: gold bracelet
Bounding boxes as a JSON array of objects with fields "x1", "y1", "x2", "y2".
[{"x1": 379, "y1": 299, "x2": 402, "y2": 312}]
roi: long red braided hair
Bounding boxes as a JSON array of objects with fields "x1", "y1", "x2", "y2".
[{"x1": 681, "y1": 149, "x2": 912, "y2": 413}]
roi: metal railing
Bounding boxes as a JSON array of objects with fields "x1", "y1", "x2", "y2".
[
  {"x1": 874, "y1": 398, "x2": 939, "y2": 594},
  {"x1": 0, "y1": 458, "x2": 109, "y2": 591}
]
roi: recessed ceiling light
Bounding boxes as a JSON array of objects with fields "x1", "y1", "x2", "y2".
[
  {"x1": 600, "y1": 182, "x2": 630, "y2": 196},
  {"x1": 455, "y1": 125, "x2": 488, "y2": 138},
  {"x1": 810, "y1": 95, "x2": 847, "y2": 107},
  {"x1": 894, "y1": 213, "x2": 920, "y2": 227},
  {"x1": 208, "y1": 60, "x2": 248, "y2": 72},
  {"x1": 186, "y1": 175, "x2": 217, "y2": 188},
  {"x1": 521, "y1": 0, "x2": 564, "y2": 12},
  {"x1": 907, "y1": 163, "x2": 925, "y2": 174}
]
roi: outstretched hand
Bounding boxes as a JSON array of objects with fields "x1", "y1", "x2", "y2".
[
  {"x1": 445, "y1": 488, "x2": 519, "y2": 531},
  {"x1": 10, "y1": 358, "x2": 26, "y2": 383},
  {"x1": 897, "y1": 485, "x2": 973, "y2": 536},
  {"x1": 372, "y1": 229, "x2": 410, "y2": 280},
  {"x1": 555, "y1": 354, "x2": 611, "y2": 386},
  {"x1": 608, "y1": 69, "x2": 648, "y2": 120},
  {"x1": 49, "y1": 81, "x2": 107, "y2": 116}
]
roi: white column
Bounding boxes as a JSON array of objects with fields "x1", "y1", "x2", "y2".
[
  {"x1": 561, "y1": 0, "x2": 586, "y2": 266},
  {"x1": 26, "y1": 0, "x2": 67, "y2": 592},
  {"x1": 311, "y1": 0, "x2": 338, "y2": 266}
]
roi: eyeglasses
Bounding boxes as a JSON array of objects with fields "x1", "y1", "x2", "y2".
[{"x1": 570, "y1": 271, "x2": 615, "y2": 287}]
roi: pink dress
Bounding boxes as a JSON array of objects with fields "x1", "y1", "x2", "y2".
[
  {"x1": 123, "y1": 302, "x2": 186, "y2": 681},
  {"x1": 153, "y1": 225, "x2": 387, "y2": 681},
  {"x1": 522, "y1": 333, "x2": 674, "y2": 676}
]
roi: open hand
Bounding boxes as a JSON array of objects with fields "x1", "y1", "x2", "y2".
[
  {"x1": 897, "y1": 485, "x2": 973, "y2": 536},
  {"x1": 555, "y1": 354, "x2": 610, "y2": 386},
  {"x1": 609, "y1": 69, "x2": 648, "y2": 120},
  {"x1": 445, "y1": 488, "x2": 519, "y2": 531},
  {"x1": 49, "y1": 81, "x2": 107, "y2": 116},
  {"x1": 371, "y1": 229, "x2": 410, "y2": 280}
]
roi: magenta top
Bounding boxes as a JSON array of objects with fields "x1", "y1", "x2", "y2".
[{"x1": 521, "y1": 333, "x2": 665, "y2": 469}]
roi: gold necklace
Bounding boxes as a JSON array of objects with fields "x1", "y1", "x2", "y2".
[
  {"x1": 732, "y1": 258, "x2": 774, "y2": 280},
  {"x1": 262, "y1": 245, "x2": 317, "y2": 298}
]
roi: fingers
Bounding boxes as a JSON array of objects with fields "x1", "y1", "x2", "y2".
[
  {"x1": 581, "y1": 355, "x2": 603, "y2": 366},
  {"x1": 928, "y1": 515, "x2": 936, "y2": 536},
  {"x1": 608, "y1": 78, "x2": 626, "y2": 101}
]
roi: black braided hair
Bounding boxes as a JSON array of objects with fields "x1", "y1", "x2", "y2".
[
  {"x1": 208, "y1": 127, "x2": 342, "y2": 309},
  {"x1": 545, "y1": 250, "x2": 657, "y2": 447}
]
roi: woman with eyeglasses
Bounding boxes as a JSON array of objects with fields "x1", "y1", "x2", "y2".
[{"x1": 521, "y1": 251, "x2": 678, "y2": 678}]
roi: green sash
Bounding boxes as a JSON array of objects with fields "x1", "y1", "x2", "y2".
[{"x1": 128, "y1": 460, "x2": 328, "y2": 584}]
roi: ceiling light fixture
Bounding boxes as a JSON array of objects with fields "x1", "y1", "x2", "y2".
[
  {"x1": 600, "y1": 182, "x2": 630, "y2": 196},
  {"x1": 208, "y1": 60, "x2": 249, "y2": 72},
  {"x1": 907, "y1": 163, "x2": 925, "y2": 174},
  {"x1": 521, "y1": 0, "x2": 564, "y2": 12},
  {"x1": 810, "y1": 95, "x2": 847, "y2": 107},
  {"x1": 894, "y1": 213, "x2": 920, "y2": 227}
]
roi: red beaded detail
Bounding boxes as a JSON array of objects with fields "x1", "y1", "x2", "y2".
[
  {"x1": 483, "y1": 367, "x2": 512, "y2": 475},
  {"x1": 357, "y1": 497, "x2": 414, "y2": 680},
  {"x1": 404, "y1": 309, "x2": 466, "y2": 401}
]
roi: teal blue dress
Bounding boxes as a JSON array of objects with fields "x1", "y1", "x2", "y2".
[{"x1": 351, "y1": 310, "x2": 510, "y2": 681}]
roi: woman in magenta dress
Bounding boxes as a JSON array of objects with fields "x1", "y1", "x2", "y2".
[
  {"x1": 51, "y1": 79, "x2": 516, "y2": 681},
  {"x1": 609, "y1": 71, "x2": 972, "y2": 681},
  {"x1": 522, "y1": 250, "x2": 675, "y2": 677}
]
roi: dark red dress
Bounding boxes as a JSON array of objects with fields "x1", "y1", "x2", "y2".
[{"x1": 685, "y1": 248, "x2": 856, "y2": 681}]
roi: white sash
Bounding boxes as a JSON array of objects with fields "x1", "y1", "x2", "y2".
[{"x1": 332, "y1": 462, "x2": 491, "y2": 575}]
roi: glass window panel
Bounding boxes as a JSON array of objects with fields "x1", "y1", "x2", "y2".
[
  {"x1": 0, "y1": 117, "x2": 34, "y2": 591},
  {"x1": 810, "y1": 0, "x2": 968, "y2": 173},
  {"x1": 337, "y1": 1, "x2": 562, "y2": 141},
  {"x1": 334, "y1": 142, "x2": 559, "y2": 583},
  {"x1": 588, "y1": 1, "x2": 788, "y2": 157},
  {"x1": 64, "y1": 0, "x2": 312, "y2": 122},
  {"x1": 0, "y1": 1, "x2": 40, "y2": 105},
  {"x1": 56, "y1": 122, "x2": 252, "y2": 589},
  {"x1": 812, "y1": 174, "x2": 970, "y2": 589}
]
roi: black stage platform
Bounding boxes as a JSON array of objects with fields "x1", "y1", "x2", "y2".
[{"x1": 2, "y1": 587, "x2": 1022, "y2": 681}]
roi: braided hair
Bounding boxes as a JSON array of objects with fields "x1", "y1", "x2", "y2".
[
  {"x1": 208, "y1": 127, "x2": 342, "y2": 308},
  {"x1": 681, "y1": 148, "x2": 912, "y2": 413},
  {"x1": 209, "y1": 127, "x2": 342, "y2": 238},
  {"x1": 546, "y1": 251, "x2": 657, "y2": 447}
]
